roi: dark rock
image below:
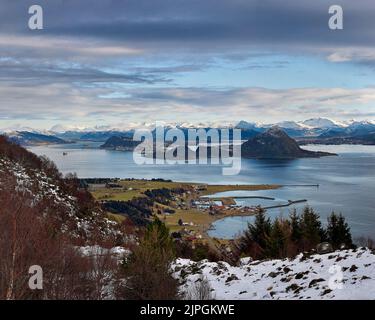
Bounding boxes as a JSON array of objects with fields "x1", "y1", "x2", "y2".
[
  {"x1": 316, "y1": 242, "x2": 334, "y2": 254},
  {"x1": 308, "y1": 278, "x2": 325, "y2": 288},
  {"x1": 349, "y1": 265, "x2": 358, "y2": 272},
  {"x1": 321, "y1": 289, "x2": 332, "y2": 296}
]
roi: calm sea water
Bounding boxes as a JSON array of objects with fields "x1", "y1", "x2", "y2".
[{"x1": 29, "y1": 143, "x2": 375, "y2": 239}]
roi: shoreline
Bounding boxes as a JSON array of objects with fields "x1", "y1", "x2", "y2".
[
  {"x1": 89, "y1": 179, "x2": 282, "y2": 242},
  {"x1": 89, "y1": 179, "x2": 315, "y2": 241},
  {"x1": 204, "y1": 198, "x2": 308, "y2": 240},
  {"x1": 201, "y1": 209, "x2": 260, "y2": 242}
]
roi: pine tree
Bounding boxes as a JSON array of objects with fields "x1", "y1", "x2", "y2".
[
  {"x1": 248, "y1": 208, "x2": 271, "y2": 249},
  {"x1": 327, "y1": 212, "x2": 353, "y2": 249},
  {"x1": 300, "y1": 206, "x2": 325, "y2": 250},
  {"x1": 266, "y1": 219, "x2": 287, "y2": 258},
  {"x1": 289, "y1": 209, "x2": 302, "y2": 243},
  {"x1": 145, "y1": 217, "x2": 175, "y2": 251},
  {"x1": 118, "y1": 218, "x2": 178, "y2": 299},
  {"x1": 239, "y1": 208, "x2": 272, "y2": 258}
]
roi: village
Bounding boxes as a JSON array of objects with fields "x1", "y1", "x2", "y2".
[{"x1": 86, "y1": 178, "x2": 276, "y2": 248}]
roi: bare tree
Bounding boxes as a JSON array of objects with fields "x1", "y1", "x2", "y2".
[
  {"x1": 185, "y1": 275, "x2": 215, "y2": 300},
  {"x1": 0, "y1": 168, "x2": 121, "y2": 300}
]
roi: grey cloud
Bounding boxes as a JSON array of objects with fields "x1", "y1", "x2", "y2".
[
  {"x1": 1, "y1": 0, "x2": 375, "y2": 50},
  {"x1": 2, "y1": 82, "x2": 375, "y2": 125},
  {"x1": 0, "y1": 57, "x2": 171, "y2": 85},
  {"x1": 1, "y1": 0, "x2": 375, "y2": 128}
]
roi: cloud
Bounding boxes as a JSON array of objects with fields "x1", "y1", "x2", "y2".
[
  {"x1": 1, "y1": 1, "x2": 375, "y2": 53},
  {"x1": 1, "y1": 82, "x2": 375, "y2": 126},
  {"x1": 1, "y1": 0, "x2": 375, "y2": 128},
  {"x1": 327, "y1": 48, "x2": 375, "y2": 64},
  {"x1": 0, "y1": 35, "x2": 143, "y2": 59},
  {"x1": 0, "y1": 56, "x2": 170, "y2": 86},
  {"x1": 2, "y1": 1, "x2": 375, "y2": 65}
]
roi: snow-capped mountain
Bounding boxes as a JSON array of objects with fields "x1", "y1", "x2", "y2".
[
  {"x1": 316, "y1": 120, "x2": 375, "y2": 140},
  {"x1": 275, "y1": 121, "x2": 310, "y2": 130},
  {"x1": 2, "y1": 118, "x2": 375, "y2": 143},
  {"x1": 346, "y1": 120, "x2": 375, "y2": 134},
  {"x1": 302, "y1": 118, "x2": 345, "y2": 129},
  {"x1": 235, "y1": 120, "x2": 260, "y2": 130},
  {"x1": 0, "y1": 124, "x2": 41, "y2": 134}
]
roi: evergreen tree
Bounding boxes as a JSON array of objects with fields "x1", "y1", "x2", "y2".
[
  {"x1": 239, "y1": 208, "x2": 271, "y2": 258},
  {"x1": 248, "y1": 208, "x2": 271, "y2": 249},
  {"x1": 327, "y1": 212, "x2": 353, "y2": 249},
  {"x1": 289, "y1": 209, "x2": 302, "y2": 243},
  {"x1": 266, "y1": 218, "x2": 287, "y2": 258},
  {"x1": 145, "y1": 217, "x2": 175, "y2": 251},
  {"x1": 118, "y1": 218, "x2": 178, "y2": 299},
  {"x1": 300, "y1": 206, "x2": 325, "y2": 250}
]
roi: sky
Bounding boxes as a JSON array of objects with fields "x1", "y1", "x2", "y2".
[{"x1": 1, "y1": 0, "x2": 375, "y2": 130}]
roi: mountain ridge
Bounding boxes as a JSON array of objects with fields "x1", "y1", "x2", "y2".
[{"x1": 3, "y1": 118, "x2": 375, "y2": 146}]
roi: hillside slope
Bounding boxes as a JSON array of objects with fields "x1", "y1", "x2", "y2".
[
  {"x1": 174, "y1": 248, "x2": 375, "y2": 300},
  {"x1": 0, "y1": 136, "x2": 118, "y2": 241},
  {"x1": 242, "y1": 127, "x2": 336, "y2": 159},
  {"x1": 100, "y1": 136, "x2": 141, "y2": 151},
  {"x1": 6, "y1": 131, "x2": 68, "y2": 146}
]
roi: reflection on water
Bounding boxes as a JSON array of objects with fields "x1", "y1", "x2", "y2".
[
  {"x1": 28, "y1": 143, "x2": 375, "y2": 239},
  {"x1": 207, "y1": 189, "x2": 313, "y2": 239}
]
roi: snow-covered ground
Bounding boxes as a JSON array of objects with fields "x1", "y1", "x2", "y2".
[
  {"x1": 173, "y1": 248, "x2": 375, "y2": 300},
  {"x1": 79, "y1": 245, "x2": 130, "y2": 260}
]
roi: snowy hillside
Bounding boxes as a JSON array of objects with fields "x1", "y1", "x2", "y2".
[
  {"x1": 0, "y1": 156, "x2": 117, "y2": 239},
  {"x1": 173, "y1": 248, "x2": 375, "y2": 300},
  {"x1": 0, "y1": 157, "x2": 75, "y2": 212},
  {"x1": 0, "y1": 135, "x2": 120, "y2": 241},
  {"x1": 302, "y1": 118, "x2": 345, "y2": 129}
]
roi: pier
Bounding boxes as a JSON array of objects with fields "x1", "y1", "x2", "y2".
[{"x1": 263, "y1": 199, "x2": 307, "y2": 209}]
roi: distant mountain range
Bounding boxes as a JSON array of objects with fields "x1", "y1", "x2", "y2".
[
  {"x1": 4, "y1": 131, "x2": 68, "y2": 146},
  {"x1": 296, "y1": 120, "x2": 375, "y2": 145},
  {"x1": 235, "y1": 117, "x2": 347, "y2": 137},
  {"x1": 2, "y1": 118, "x2": 375, "y2": 146}
]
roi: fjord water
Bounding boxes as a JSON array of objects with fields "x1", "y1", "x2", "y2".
[{"x1": 29, "y1": 143, "x2": 375, "y2": 239}]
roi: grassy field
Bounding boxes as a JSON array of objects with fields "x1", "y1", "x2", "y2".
[
  {"x1": 91, "y1": 179, "x2": 280, "y2": 202},
  {"x1": 156, "y1": 208, "x2": 217, "y2": 233},
  {"x1": 91, "y1": 179, "x2": 196, "y2": 201},
  {"x1": 202, "y1": 184, "x2": 280, "y2": 195}
]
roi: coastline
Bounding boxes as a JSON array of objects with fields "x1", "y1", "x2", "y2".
[{"x1": 89, "y1": 178, "x2": 282, "y2": 241}]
